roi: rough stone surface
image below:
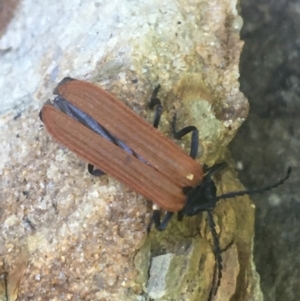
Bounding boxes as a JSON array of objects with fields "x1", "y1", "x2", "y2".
[{"x1": 0, "y1": 0, "x2": 257, "y2": 300}]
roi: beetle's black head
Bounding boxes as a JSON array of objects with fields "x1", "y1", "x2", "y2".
[
  {"x1": 180, "y1": 162, "x2": 227, "y2": 217},
  {"x1": 181, "y1": 174, "x2": 218, "y2": 216}
]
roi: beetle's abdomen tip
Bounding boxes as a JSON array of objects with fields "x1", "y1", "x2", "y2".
[
  {"x1": 39, "y1": 109, "x2": 43, "y2": 122},
  {"x1": 53, "y1": 77, "x2": 76, "y2": 95},
  {"x1": 39, "y1": 99, "x2": 53, "y2": 122}
]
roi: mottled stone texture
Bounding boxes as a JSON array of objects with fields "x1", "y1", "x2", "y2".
[{"x1": 0, "y1": 0, "x2": 259, "y2": 300}]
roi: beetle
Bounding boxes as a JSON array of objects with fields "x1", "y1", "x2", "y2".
[{"x1": 40, "y1": 77, "x2": 291, "y2": 300}]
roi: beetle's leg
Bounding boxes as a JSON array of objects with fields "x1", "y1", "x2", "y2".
[
  {"x1": 207, "y1": 210, "x2": 222, "y2": 299},
  {"x1": 147, "y1": 209, "x2": 174, "y2": 233},
  {"x1": 149, "y1": 85, "x2": 163, "y2": 128},
  {"x1": 171, "y1": 113, "x2": 199, "y2": 159},
  {"x1": 88, "y1": 163, "x2": 106, "y2": 177},
  {"x1": 148, "y1": 85, "x2": 170, "y2": 232},
  {"x1": 203, "y1": 162, "x2": 227, "y2": 177},
  {"x1": 177, "y1": 210, "x2": 184, "y2": 222}
]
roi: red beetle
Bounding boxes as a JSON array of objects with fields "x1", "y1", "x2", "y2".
[{"x1": 40, "y1": 78, "x2": 291, "y2": 300}]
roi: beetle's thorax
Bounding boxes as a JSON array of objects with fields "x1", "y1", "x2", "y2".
[{"x1": 181, "y1": 176, "x2": 218, "y2": 216}]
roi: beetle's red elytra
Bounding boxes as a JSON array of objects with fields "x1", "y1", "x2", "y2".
[{"x1": 41, "y1": 78, "x2": 203, "y2": 212}]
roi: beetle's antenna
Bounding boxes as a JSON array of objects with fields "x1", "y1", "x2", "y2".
[
  {"x1": 207, "y1": 211, "x2": 222, "y2": 300},
  {"x1": 217, "y1": 167, "x2": 291, "y2": 200}
]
